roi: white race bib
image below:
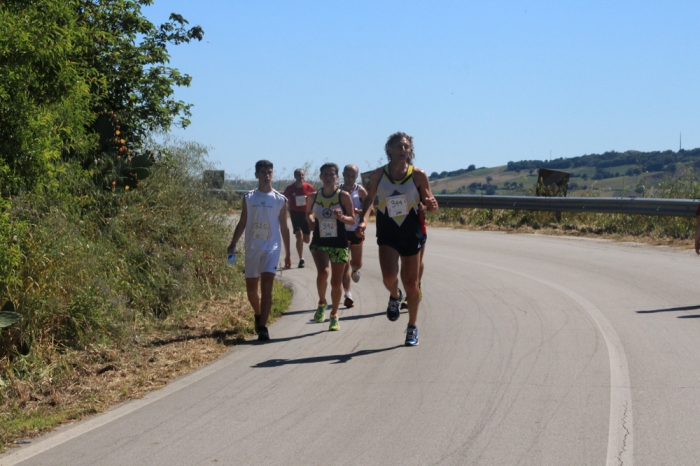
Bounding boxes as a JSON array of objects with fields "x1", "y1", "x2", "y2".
[
  {"x1": 295, "y1": 195, "x2": 306, "y2": 207},
  {"x1": 252, "y1": 221, "x2": 271, "y2": 240},
  {"x1": 319, "y1": 218, "x2": 337, "y2": 238},
  {"x1": 386, "y1": 194, "x2": 408, "y2": 218}
]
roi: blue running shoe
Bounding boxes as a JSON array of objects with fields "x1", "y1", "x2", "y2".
[
  {"x1": 386, "y1": 289, "x2": 402, "y2": 322},
  {"x1": 405, "y1": 325, "x2": 419, "y2": 346}
]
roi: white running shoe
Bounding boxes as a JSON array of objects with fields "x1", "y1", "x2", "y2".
[
  {"x1": 351, "y1": 268, "x2": 361, "y2": 283},
  {"x1": 344, "y1": 290, "x2": 354, "y2": 308}
]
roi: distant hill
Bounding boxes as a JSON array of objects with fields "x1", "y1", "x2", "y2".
[
  {"x1": 430, "y1": 148, "x2": 700, "y2": 181},
  {"x1": 429, "y1": 147, "x2": 700, "y2": 197}
]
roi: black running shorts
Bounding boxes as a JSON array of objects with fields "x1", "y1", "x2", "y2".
[
  {"x1": 346, "y1": 229, "x2": 364, "y2": 246},
  {"x1": 290, "y1": 210, "x2": 310, "y2": 235},
  {"x1": 377, "y1": 235, "x2": 426, "y2": 257}
]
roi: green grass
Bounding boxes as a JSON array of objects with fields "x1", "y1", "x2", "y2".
[{"x1": 0, "y1": 139, "x2": 297, "y2": 450}]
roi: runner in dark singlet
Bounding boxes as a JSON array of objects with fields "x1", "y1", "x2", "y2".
[
  {"x1": 356, "y1": 133, "x2": 438, "y2": 346},
  {"x1": 306, "y1": 163, "x2": 356, "y2": 331}
]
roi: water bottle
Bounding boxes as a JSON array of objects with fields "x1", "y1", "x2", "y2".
[{"x1": 228, "y1": 253, "x2": 236, "y2": 265}]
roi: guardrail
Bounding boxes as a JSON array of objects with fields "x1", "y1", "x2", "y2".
[
  {"x1": 432, "y1": 194, "x2": 700, "y2": 217},
  {"x1": 223, "y1": 190, "x2": 700, "y2": 217}
]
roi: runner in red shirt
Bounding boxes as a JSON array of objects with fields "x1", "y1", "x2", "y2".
[{"x1": 283, "y1": 169, "x2": 316, "y2": 268}]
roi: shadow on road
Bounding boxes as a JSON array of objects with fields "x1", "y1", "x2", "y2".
[
  {"x1": 636, "y1": 304, "x2": 700, "y2": 314},
  {"x1": 252, "y1": 345, "x2": 402, "y2": 368},
  {"x1": 281, "y1": 308, "x2": 315, "y2": 316},
  {"x1": 231, "y1": 330, "x2": 328, "y2": 346},
  {"x1": 340, "y1": 311, "x2": 385, "y2": 321}
]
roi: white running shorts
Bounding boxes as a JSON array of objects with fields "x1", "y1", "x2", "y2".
[{"x1": 244, "y1": 247, "x2": 281, "y2": 278}]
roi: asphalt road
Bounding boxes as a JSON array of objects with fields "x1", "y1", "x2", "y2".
[{"x1": 4, "y1": 224, "x2": 700, "y2": 466}]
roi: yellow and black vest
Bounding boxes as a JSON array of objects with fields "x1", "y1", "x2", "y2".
[
  {"x1": 376, "y1": 164, "x2": 426, "y2": 240},
  {"x1": 311, "y1": 188, "x2": 348, "y2": 248}
]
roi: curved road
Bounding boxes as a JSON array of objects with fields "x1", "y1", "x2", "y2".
[{"x1": 4, "y1": 224, "x2": 700, "y2": 465}]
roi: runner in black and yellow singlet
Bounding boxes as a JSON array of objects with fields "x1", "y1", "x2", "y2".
[
  {"x1": 356, "y1": 132, "x2": 439, "y2": 346},
  {"x1": 305, "y1": 163, "x2": 356, "y2": 331}
]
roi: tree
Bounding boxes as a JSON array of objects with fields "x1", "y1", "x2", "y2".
[
  {"x1": 485, "y1": 176, "x2": 493, "y2": 184},
  {"x1": 0, "y1": 0, "x2": 204, "y2": 193},
  {"x1": 467, "y1": 164, "x2": 476, "y2": 171}
]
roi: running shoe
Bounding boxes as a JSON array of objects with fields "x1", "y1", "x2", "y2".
[
  {"x1": 386, "y1": 289, "x2": 403, "y2": 322},
  {"x1": 351, "y1": 268, "x2": 361, "y2": 283},
  {"x1": 258, "y1": 326, "x2": 270, "y2": 342},
  {"x1": 405, "y1": 325, "x2": 419, "y2": 346},
  {"x1": 254, "y1": 314, "x2": 261, "y2": 334},
  {"x1": 344, "y1": 290, "x2": 354, "y2": 308},
  {"x1": 329, "y1": 314, "x2": 340, "y2": 331},
  {"x1": 314, "y1": 303, "x2": 327, "y2": 323},
  {"x1": 298, "y1": 258, "x2": 305, "y2": 268}
]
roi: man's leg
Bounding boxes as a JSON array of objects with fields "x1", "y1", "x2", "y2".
[
  {"x1": 246, "y1": 276, "x2": 261, "y2": 333},
  {"x1": 378, "y1": 245, "x2": 400, "y2": 298},
  {"x1": 342, "y1": 251, "x2": 352, "y2": 292},
  {"x1": 418, "y1": 243, "x2": 425, "y2": 285},
  {"x1": 295, "y1": 229, "x2": 304, "y2": 260},
  {"x1": 311, "y1": 249, "x2": 330, "y2": 304},
  {"x1": 329, "y1": 261, "x2": 346, "y2": 314},
  {"x1": 259, "y1": 272, "x2": 275, "y2": 327},
  {"x1": 399, "y1": 254, "x2": 422, "y2": 326},
  {"x1": 245, "y1": 277, "x2": 261, "y2": 316},
  {"x1": 350, "y1": 241, "x2": 363, "y2": 273}
]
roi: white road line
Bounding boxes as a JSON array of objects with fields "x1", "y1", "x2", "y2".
[
  {"x1": 0, "y1": 349, "x2": 246, "y2": 466},
  {"x1": 465, "y1": 259, "x2": 633, "y2": 466}
]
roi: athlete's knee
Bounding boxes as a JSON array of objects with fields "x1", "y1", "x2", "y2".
[
  {"x1": 382, "y1": 274, "x2": 398, "y2": 289},
  {"x1": 403, "y1": 278, "x2": 420, "y2": 296},
  {"x1": 295, "y1": 230, "x2": 303, "y2": 239},
  {"x1": 352, "y1": 256, "x2": 362, "y2": 269},
  {"x1": 303, "y1": 234, "x2": 311, "y2": 243},
  {"x1": 317, "y1": 267, "x2": 330, "y2": 281},
  {"x1": 330, "y1": 273, "x2": 343, "y2": 288}
]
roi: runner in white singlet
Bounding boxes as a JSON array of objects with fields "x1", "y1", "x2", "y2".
[
  {"x1": 228, "y1": 160, "x2": 292, "y2": 342},
  {"x1": 340, "y1": 164, "x2": 369, "y2": 308}
]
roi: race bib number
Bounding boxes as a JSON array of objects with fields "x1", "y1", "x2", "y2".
[
  {"x1": 386, "y1": 194, "x2": 408, "y2": 218},
  {"x1": 252, "y1": 221, "x2": 271, "y2": 240},
  {"x1": 295, "y1": 195, "x2": 306, "y2": 207},
  {"x1": 319, "y1": 218, "x2": 337, "y2": 238}
]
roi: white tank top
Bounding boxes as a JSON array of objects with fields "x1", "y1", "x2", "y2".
[
  {"x1": 345, "y1": 184, "x2": 362, "y2": 231},
  {"x1": 244, "y1": 189, "x2": 287, "y2": 251}
]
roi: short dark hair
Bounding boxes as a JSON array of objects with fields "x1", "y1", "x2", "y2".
[
  {"x1": 293, "y1": 168, "x2": 305, "y2": 177},
  {"x1": 255, "y1": 160, "x2": 273, "y2": 173},
  {"x1": 319, "y1": 163, "x2": 339, "y2": 176},
  {"x1": 384, "y1": 132, "x2": 414, "y2": 165}
]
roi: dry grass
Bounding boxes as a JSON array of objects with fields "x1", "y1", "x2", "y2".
[
  {"x1": 1, "y1": 282, "x2": 291, "y2": 452},
  {"x1": 427, "y1": 217, "x2": 695, "y2": 249}
]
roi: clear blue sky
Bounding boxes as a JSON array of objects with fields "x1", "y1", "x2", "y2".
[{"x1": 144, "y1": 1, "x2": 700, "y2": 180}]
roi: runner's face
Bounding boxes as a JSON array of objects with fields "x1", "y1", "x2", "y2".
[
  {"x1": 256, "y1": 167, "x2": 273, "y2": 182},
  {"x1": 294, "y1": 171, "x2": 305, "y2": 182},
  {"x1": 342, "y1": 167, "x2": 358, "y2": 185},
  {"x1": 320, "y1": 168, "x2": 338, "y2": 187},
  {"x1": 389, "y1": 138, "x2": 411, "y2": 162}
]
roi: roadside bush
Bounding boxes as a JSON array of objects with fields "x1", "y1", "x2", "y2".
[{"x1": 0, "y1": 140, "x2": 240, "y2": 378}]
